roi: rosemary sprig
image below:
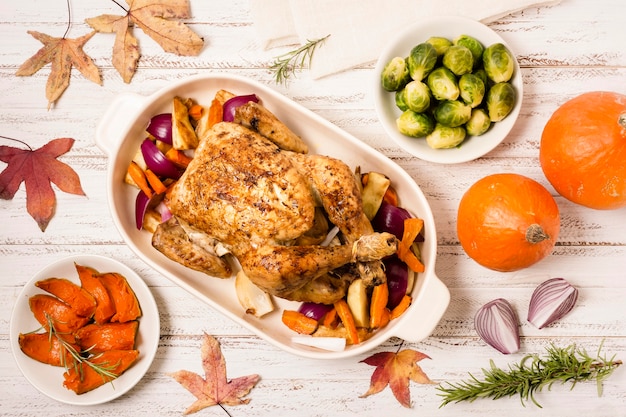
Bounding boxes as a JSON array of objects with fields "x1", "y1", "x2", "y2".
[
  {"x1": 44, "y1": 314, "x2": 120, "y2": 382},
  {"x1": 438, "y1": 342, "x2": 622, "y2": 408},
  {"x1": 269, "y1": 34, "x2": 330, "y2": 85}
]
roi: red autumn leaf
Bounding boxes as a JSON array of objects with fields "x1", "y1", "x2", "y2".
[
  {"x1": 0, "y1": 138, "x2": 85, "y2": 232},
  {"x1": 169, "y1": 333, "x2": 260, "y2": 415},
  {"x1": 15, "y1": 31, "x2": 101, "y2": 109},
  {"x1": 85, "y1": 0, "x2": 204, "y2": 83},
  {"x1": 360, "y1": 349, "x2": 435, "y2": 408}
]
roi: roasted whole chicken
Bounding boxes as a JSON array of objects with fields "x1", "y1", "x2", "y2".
[{"x1": 152, "y1": 101, "x2": 397, "y2": 304}]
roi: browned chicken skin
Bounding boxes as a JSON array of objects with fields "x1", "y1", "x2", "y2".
[{"x1": 154, "y1": 110, "x2": 397, "y2": 304}]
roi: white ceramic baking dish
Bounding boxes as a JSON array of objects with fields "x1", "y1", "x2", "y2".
[{"x1": 96, "y1": 73, "x2": 449, "y2": 359}]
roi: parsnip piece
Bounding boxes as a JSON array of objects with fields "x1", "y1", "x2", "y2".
[
  {"x1": 347, "y1": 279, "x2": 370, "y2": 328},
  {"x1": 362, "y1": 172, "x2": 391, "y2": 220},
  {"x1": 235, "y1": 270, "x2": 275, "y2": 318},
  {"x1": 172, "y1": 96, "x2": 199, "y2": 150}
]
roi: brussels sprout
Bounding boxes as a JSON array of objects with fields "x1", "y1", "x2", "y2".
[
  {"x1": 404, "y1": 80, "x2": 431, "y2": 113},
  {"x1": 483, "y1": 43, "x2": 515, "y2": 83},
  {"x1": 427, "y1": 67, "x2": 459, "y2": 101},
  {"x1": 395, "y1": 88, "x2": 409, "y2": 111},
  {"x1": 407, "y1": 42, "x2": 438, "y2": 81},
  {"x1": 486, "y1": 82, "x2": 516, "y2": 122},
  {"x1": 473, "y1": 68, "x2": 489, "y2": 87},
  {"x1": 465, "y1": 108, "x2": 492, "y2": 136},
  {"x1": 426, "y1": 123, "x2": 466, "y2": 149},
  {"x1": 459, "y1": 73, "x2": 486, "y2": 108},
  {"x1": 433, "y1": 100, "x2": 472, "y2": 127},
  {"x1": 426, "y1": 36, "x2": 452, "y2": 56},
  {"x1": 381, "y1": 56, "x2": 410, "y2": 91},
  {"x1": 442, "y1": 45, "x2": 473, "y2": 76},
  {"x1": 396, "y1": 110, "x2": 435, "y2": 138},
  {"x1": 454, "y1": 35, "x2": 484, "y2": 68}
]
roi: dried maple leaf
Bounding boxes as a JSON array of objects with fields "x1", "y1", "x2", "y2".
[
  {"x1": 86, "y1": 0, "x2": 204, "y2": 83},
  {"x1": 16, "y1": 31, "x2": 102, "y2": 109},
  {"x1": 360, "y1": 349, "x2": 435, "y2": 408},
  {"x1": 169, "y1": 333, "x2": 260, "y2": 415},
  {"x1": 0, "y1": 138, "x2": 86, "y2": 232}
]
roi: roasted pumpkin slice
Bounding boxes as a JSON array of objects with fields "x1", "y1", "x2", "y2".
[
  {"x1": 18, "y1": 332, "x2": 77, "y2": 367},
  {"x1": 29, "y1": 294, "x2": 91, "y2": 334},
  {"x1": 98, "y1": 272, "x2": 142, "y2": 323},
  {"x1": 74, "y1": 321, "x2": 139, "y2": 353},
  {"x1": 63, "y1": 349, "x2": 139, "y2": 394},
  {"x1": 75, "y1": 264, "x2": 116, "y2": 324},
  {"x1": 35, "y1": 277, "x2": 96, "y2": 318}
]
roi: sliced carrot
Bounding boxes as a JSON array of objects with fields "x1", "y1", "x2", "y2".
[
  {"x1": 390, "y1": 295, "x2": 412, "y2": 320},
  {"x1": 165, "y1": 147, "x2": 193, "y2": 168},
  {"x1": 369, "y1": 283, "x2": 389, "y2": 329},
  {"x1": 397, "y1": 217, "x2": 426, "y2": 273},
  {"x1": 127, "y1": 161, "x2": 153, "y2": 198},
  {"x1": 382, "y1": 185, "x2": 399, "y2": 206},
  {"x1": 207, "y1": 98, "x2": 223, "y2": 128},
  {"x1": 378, "y1": 307, "x2": 391, "y2": 328},
  {"x1": 281, "y1": 310, "x2": 319, "y2": 335},
  {"x1": 188, "y1": 103, "x2": 204, "y2": 121},
  {"x1": 144, "y1": 169, "x2": 168, "y2": 194},
  {"x1": 334, "y1": 299, "x2": 359, "y2": 345},
  {"x1": 322, "y1": 307, "x2": 338, "y2": 329}
]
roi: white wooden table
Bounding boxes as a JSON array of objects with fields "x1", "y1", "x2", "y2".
[{"x1": 1, "y1": 1, "x2": 625, "y2": 416}]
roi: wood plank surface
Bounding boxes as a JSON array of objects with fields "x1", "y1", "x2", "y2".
[{"x1": 1, "y1": 0, "x2": 625, "y2": 416}]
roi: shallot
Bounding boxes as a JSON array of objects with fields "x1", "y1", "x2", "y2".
[
  {"x1": 527, "y1": 277, "x2": 578, "y2": 329},
  {"x1": 474, "y1": 298, "x2": 520, "y2": 354}
]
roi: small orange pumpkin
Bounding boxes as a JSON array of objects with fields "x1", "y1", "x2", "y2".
[
  {"x1": 457, "y1": 173, "x2": 560, "y2": 272},
  {"x1": 540, "y1": 91, "x2": 626, "y2": 210}
]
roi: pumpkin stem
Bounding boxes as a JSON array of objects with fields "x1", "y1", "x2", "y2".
[{"x1": 526, "y1": 224, "x2": 549, "y2": 244}]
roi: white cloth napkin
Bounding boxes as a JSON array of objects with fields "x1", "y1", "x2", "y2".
[{"x1": 250, "y1": 0, "x2": 561, "y2": 78}]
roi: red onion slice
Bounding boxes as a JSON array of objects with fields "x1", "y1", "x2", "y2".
[
  {"x1": 384, "y1": 256, "x2": 409, "y2": 309},
  {"x1": 222, "y1": 94, "x2": 259, "y2": 122},
  {"x1": 140, "y1": 138, "x2": 182, "y2": 179},
  {"x1": 527, "y1": 277, "x2": 578, "y2": 329},
  {"x1": 135, "y1": 190, "x2": 151, "y2": 230},
  {"x1": 474, "y1": 298, "x2": 520, "y2": 354},
  {"x1": 146, "y1": 113, "x2": 173, "y2": 144},
  {"x1": 298, "y1": 302, "x2": 333, "y2": 321}
]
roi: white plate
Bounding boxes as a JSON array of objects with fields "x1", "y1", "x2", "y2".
[
  {"x1": 96, "y1": 73, "x2": 450, "y2": 359},
  {"x1": 9, "y1": 254, "x2": 160, "y2": 405},
  {"x1": 373, "y1": 15, "x2": 523, "y2": 164}
]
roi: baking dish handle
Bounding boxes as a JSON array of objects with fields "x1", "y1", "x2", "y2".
[
  {"x1": 95, "y1": 92, "x2": 145, "y2": 156},
  {"x1": 392, "y1": 273, "x2": 450, "y2": 343}
]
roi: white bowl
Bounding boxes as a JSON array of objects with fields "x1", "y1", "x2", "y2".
[
  {"x1": 373, "y1": 16, "x2": 523, "y2": 164},
  {"x1": 10, "y1": 254, "x2": 160, "y2": 405},
  {"x1": 95, "y1": 73, "x2": 450, "y2": 359}
]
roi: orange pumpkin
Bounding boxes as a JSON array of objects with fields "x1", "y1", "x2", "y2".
[
  {"x1": 457, "y1": 173, "x2": 560, "y2": 272},
  {"x1": 540, "y1": 91, "x2": 626, "y2": 210}
]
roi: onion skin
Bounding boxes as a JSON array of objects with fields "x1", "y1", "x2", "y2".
[
  {"x1": 527, "y1": 278, "x2": 578, "y2": 329},
  {"x1": 146, "y1": 113, "x2": 173, "y2": 144},
  {"x1": 474, "y1": 298, "x2": 520, "y2": 354},
  {"x1": 222, "y1": 94, "x2": 259, "y2": 122}
]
